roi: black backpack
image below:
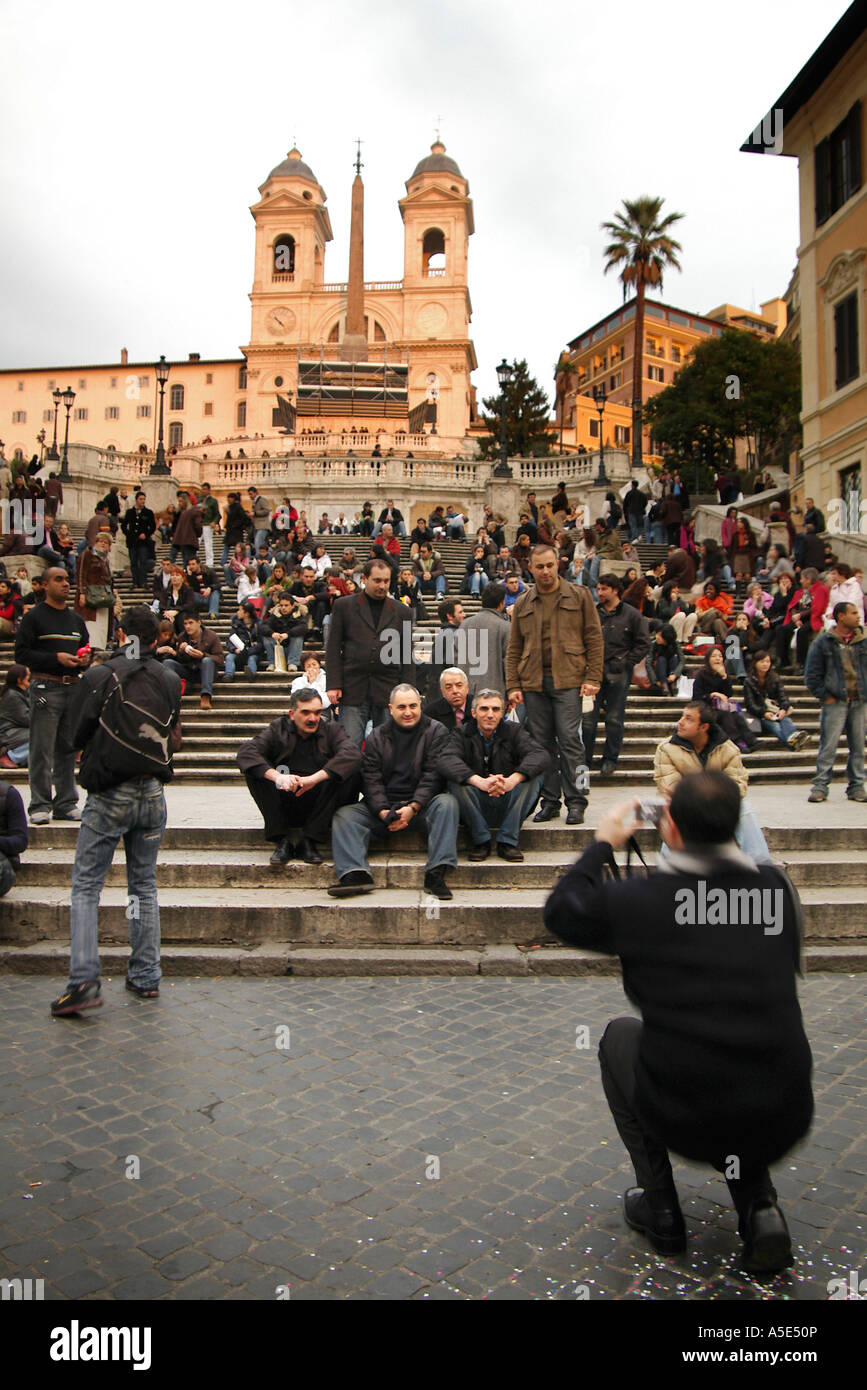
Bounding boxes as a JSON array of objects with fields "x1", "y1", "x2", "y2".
[{"x1": 81, "y1": 659, "x2": 180, "y2": 790}]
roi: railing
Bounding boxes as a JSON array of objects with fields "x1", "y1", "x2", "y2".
[
  {"x1": 318, "y1": 281, "x2": 403, "y2": 293},
  {"x1": 271, "y1": 273, "x2": 294, "y2": 283},
  {"x1": 425, "y1": 268, "x2": 446, "y2": 278},
  {"x1": 516, "y1": 450, "x2": 631, "y2": 482}
]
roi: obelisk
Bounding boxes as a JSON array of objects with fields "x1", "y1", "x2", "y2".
[{"x1": 342, "y1": 143, "x2": 366, "y2": 361}]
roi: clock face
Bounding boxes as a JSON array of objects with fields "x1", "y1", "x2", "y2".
[{"x1": 266, "y1": 307, "x2": 296, "y2": 337}]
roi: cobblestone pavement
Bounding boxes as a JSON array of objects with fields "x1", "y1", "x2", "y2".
[{"x1": 0, "y1": 975, "x2": 864, "y2": 1301}]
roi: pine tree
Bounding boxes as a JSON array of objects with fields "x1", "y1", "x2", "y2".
[{"x1": 479, "y1": 360, "x2": 553, "y2": 459}]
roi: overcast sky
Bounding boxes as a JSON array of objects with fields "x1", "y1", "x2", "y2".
[{"x1": 0, "y1": 0, "x2": 850, "y2": 408}]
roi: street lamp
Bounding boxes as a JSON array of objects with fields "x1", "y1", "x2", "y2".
[
  {"x1": 150, "y1": 355, "x2": 171, "y2": 475},
  {"x1": 593, "y1": 382, "x2": 609, "y2": 486},
  {"x1": 492, "y1": 358, "x2": 513, "y2": 479},
  {"x1": 59, "y1": 387, "x2": 75, "y2": 480},
  {"x1": 46, "y1": 388, "x2": 61, "y2": 462}
]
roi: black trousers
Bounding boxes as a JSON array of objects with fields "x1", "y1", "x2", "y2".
[
  {"x1": 598, "y1": 1017, "x2": 776, "y2": 1215},
  {"x1": 244, "y1": 770, "x2": 361, "y2": 843}
]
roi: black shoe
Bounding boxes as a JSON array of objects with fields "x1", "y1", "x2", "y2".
[
  {"x1": 424, "y1": 866, "x2": 453, "y2": 900},
  {"x1": 269, "y1": 836, "x2": 293, "y2": 867},
  {"x1": 600, "y1": 760, "x2": 618, "y2": 776},
  {"x1": 496, "y1": 842, "x2": 524, "y2": 862},
  {"x1": 51, "y1": 980, "x2": 103, "y2": 1017},
  {"x1": 297, "y1": 837, "x2": 324, "y2": 864},
  {"x1": 468, "y1": 841, "x2": 491, "y2": 862},
  {"x1": 739, "y1": 1200, "x2": 792, "y2": 1274},
  {"x1": 624, "y1": 1187, "x2": 687, "y2": 1255},
  {"x1": 565, "y1": 807, "x2": 585, "y2": 826},
  {"x1": 327, "y1": 871, "x2": 375, "y2": 898},
  {"x1": 533, "y1": 804, "x2": 561, "y2": 822}
]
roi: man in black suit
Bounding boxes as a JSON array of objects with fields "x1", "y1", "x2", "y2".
[
  {"x1": 373, "y1": 500, "x2": 406, "y2": 539},
  {"x1": 325, "y1": 558, "x2": 415, "y2": 747},
  {"x1": 121, "y1": 490, "x2": 157, "y2": 588},
  {"x1": 544, "y1": 771, "x2": 813, "y2": 1276},
  {"x1": 423, "y1": 667, "x2": 474, "y2": 732}
]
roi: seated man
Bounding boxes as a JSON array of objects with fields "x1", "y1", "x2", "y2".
[
  {"x1": 327, "y1": 683, "x2": 458, "y2": 900},
  {"x1": 440, "y1": 688, "x2": 549, "y2": 862},
  {"x1": 224, "y1": 603, "x2": 266, "y2": 680},
  {"x1": 0, "y1": 777, "x2": 27, "y2": 895},
  {"x1": 423, "y1": 667, "x2": 474, "y2": 732},
  {"x1": 290, "y1": 565, "x2": 329, "y2": 633},
  {"x1": 185, "y1": 558, "x2": 222, "y2": 618},
  {"x1": 162, "y1": 612, "x2": 224, "y2": 710},
  {"x1": 237, "y1": 686, "x2": 361, "y2": 865},
  {"x1": 262, "y1": 592, "x2": 307, "y2": 671},
  {"x1": 413, "y1": 543, "x2": 447, "y2": 598},
  {"x1": 543, "y1": 773, "x2": 813, "y2": 1276}
]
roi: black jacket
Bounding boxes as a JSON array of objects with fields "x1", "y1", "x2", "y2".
[
  {"x1": 623, "y1": 487, "x2": 647, "y2": 521},
  {"x1": 360, "y1": 714, "x2": 449, "y2": 814},
  {"x1": 544, "y1": 841, "x2": 813, "y2": 1165},
  {"x1": 226, "y1": 616, "x2": 266, "y2": 661},
  {"x1": 237, "y1": 716, "x2": 361, "y2": 783},
  {"x1": 439, "y1": 719, "x2": 550, "y2": 784},
  {"x1": 596, "y1": 600, "x2": 650, "y2": 680},
  {"x1": 224, "y1": 501, "x2": 251, "y2": 548},
  {"x1": 325, "y1": 591, "x2": 414, "y2": 706},
  {"x1": 0, "y1": 687, "x2": 30, "y2": 749},
  {"x1": 422, "y1": 695, "x2": 474, "y2": 732},
  {"x1": 742, "y1": 671, "x2": 790, "y2": 719},
  {"x1": 121, "y1": 505, "x2": 156, "y2": 546}
]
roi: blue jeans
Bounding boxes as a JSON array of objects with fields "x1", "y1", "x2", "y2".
[
  {"x1": 68, "y1": 777, "x2": 167, "y2": 989},
  {"x1": 582, "y1": 671, "x2": 632, "y2": 766},
  {"x1": 651, "y1": 653, "x2": 680, "y2": 686},
  {"x1": 262, "y1": 635, "x2": 304, "y2": 668},
  {"x1": 254, "y1": 529, "x2": 269, "y2": 552},
  {"x1": 224, "y1": 651, "x2": 258, "y2": 677},
  {"x1": 170, "y1": 544, "x2": 197, "y2": 567},
  {"x1": 523, "y1": 676, "x2": 587, "y2": 810},
  {"x1": 626, "y1": 518, "x2": 642, "y2": 541},
  {"x1": 331, "y1": 793, "x2": 459, "y2": 878},
  {"x1": 162, "y1": 657, "x2": 217, "y2": 696},
  {"x1": 447, "y1": 522, "x2": 466, "y2": 540},
  {"x1": 813, "y1": 699, "x2": 865, "y2": 793},
  {"x1": 464, "y1": 571, "x2": 489, "y2": 596},
  {"x1": 761, "y1": 715, "x2": 797, "y2": 745},
  {"x1": 418, "y1": 575, "x2": 446, "y2": 598},
  {"x1": 28, "y1": 680, "x2": 78, "y2": 817},
  {"x1": 659, "y1": 798, "x2": 771, "y2": 866},
  {"x1": 6, "y1": 742, "x2": 28, "y2": 766},
  {"x1": 450, "y1": 777, "x2": 541, "y2": 847},
  {"x1": 339, "y1": 701, "x2": 388, "y2": 748}
]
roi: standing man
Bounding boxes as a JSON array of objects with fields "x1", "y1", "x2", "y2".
[
  {"x1": 462, "y1": 583, "x2": 510, "y2": 701},
  {"x1": 15, "y1": 567, "x2": 89, "y2": 825},
  {"x1": 582, "y1": 574, "x2": 650, "y2": 777},
  {"x1": 803, "y1": 497, "x2": 826, "y2": 534},
  {"x1": 50, "y1": 607, "x2": 182, "y2": 1015},
  {"x1": 248, "y1": 486, "x2": 272, "y2": 551},
  {"x1": 170, "y1": 491, "x2": 203, "y2": 568},
  {"x1": 121, "y1": 490, "x2": 156, "y2": 589},
  {"x1": 199, "y1": 481, "x2": 220, "y2": 568},
  {"x1": 237, "y1": 687, "x2": 362, "y2": 865},
  {"x1": 805, "y1": 601, "x2": 867, "y2": 804},
  {"x1": 505, "y1": 545, "x2": 603, "y2": 826},
  {"x1": 623, "y1": 481, "x2": 647, "y2": 542},
  {"x1": 325, "y1": 558, "x2": 415, "y2": 746}
]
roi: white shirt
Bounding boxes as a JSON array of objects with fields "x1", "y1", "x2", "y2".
[
  {"x1": 301, "y1": 552, "x2": 332, "y2": 579},
  {"x1": 290, "y1": 669, "x2": 330, "y2": 709}
]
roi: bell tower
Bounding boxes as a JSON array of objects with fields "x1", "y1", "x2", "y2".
[
  {"x1": 247, "y1": 147, "x2": 333, "y2": 347},
  {"x1": 400, "y1": 140, "x2": 474, "y2": 291}
]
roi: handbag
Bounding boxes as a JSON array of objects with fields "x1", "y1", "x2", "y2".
[
  {"x1": 85, "y1": 583, "x2": 114, "y2": 608},
  {"x1": 675, "y1": 675, "x2": 694, "y2": 699},
  {"x1": 632, "y1": 657, "x2": 651, "y2": 689}
]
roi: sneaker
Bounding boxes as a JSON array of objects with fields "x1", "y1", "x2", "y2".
[
  {"x1": 807, "y1": 789, "x2": 827, "y2": 803},
  {"x1": 847, "y1": 787, "x2": 867, "y2": 803},
  {"x1": 51, "y1": 980, "x2": 103, "y2": 1016},
  {"x1": 789, "y1": 731, "x2": 810, "y2": 751},
  {"x1": 53, "y1": 807, "x2": 82, "y2": 821},
  {"x1": 29, "y1": 811, "x2": 50, "y2": 825}
]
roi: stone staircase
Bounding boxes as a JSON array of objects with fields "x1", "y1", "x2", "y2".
[{"x1": 1, "y1": 528, "x2": 864, "y2": 977}]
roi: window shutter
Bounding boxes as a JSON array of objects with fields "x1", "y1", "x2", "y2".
[
  {"x1": 815, "y1": 137, "x2": 831, "y2": 225},
  {"x1": 835, "y1": 294, "x2": 859, "y2": 390},
  {"x1": 847, "y1": 101, "x2": 862, "y2": 198}
]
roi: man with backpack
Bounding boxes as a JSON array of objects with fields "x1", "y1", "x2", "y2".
[{"x1": 50, "y1": 607, "x2": 182, "y2": 1016}]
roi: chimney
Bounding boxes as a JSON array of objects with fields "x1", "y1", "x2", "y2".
[
  {"x1": 188, "y1": 352, "x2": 201, "y2": 361},
  {"x1": 120, "y1": 348, "x2": 128, "y2": 365}
]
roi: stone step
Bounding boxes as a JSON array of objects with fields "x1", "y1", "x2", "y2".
[
  {"x1": 0, "y1": 885, "x2": 862, "y2": 945},
  {"x1": 1, "y1": 940, "x2": 862, "y2": 978}
]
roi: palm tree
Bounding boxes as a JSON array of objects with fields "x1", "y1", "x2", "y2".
[{"x1": 601, "y1": 196, "x2": 684, "y2": 469}]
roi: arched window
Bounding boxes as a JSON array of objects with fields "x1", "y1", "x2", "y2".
[
  {"x1": 237, "y1": 401, "x2": 246, "y2": 428},
  {"x1": 422, "y1": 228, "x2": 446, "y2": 273},
  {"x1": 274, "y1": 235, "x2": 295, "y2": 274},
  {"x1": 169, "y1": 384, "x2": 185, "y2": 411},
  {"x1": 328, "y1": 322, "x2": 340, "y2": 342},
  {"x1": 168, "y1": 422, "x2": 183, "y2": 448},
  {"x1": 373, "y1": 320, "x2": 386, "y2": 342}
]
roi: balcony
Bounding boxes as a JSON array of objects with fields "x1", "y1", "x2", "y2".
[
  {"x1": 425, "y1": 268, "x2": 446, "y2": 278},
  {"x1": 272, "y1": 273, "x2": 295, "y2": 283}
]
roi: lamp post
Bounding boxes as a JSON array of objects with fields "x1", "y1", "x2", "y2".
[
  {"x1": 150, "y1": 355, "x2": 171, "y2": 475},
  {"x1": 492, "y1": 358, "x2": 513, "y2": 479},
  {"x1": 593, "y1": 382, "x2": 609, "y2": 486},
  {"x1": 46, "y1": 388, "x2": 61, "y2": 462},
  {"x1": 59, "y1": 387, "x2": 75, "y2": 480}
]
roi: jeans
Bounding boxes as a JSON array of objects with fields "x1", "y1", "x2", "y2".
[
  {"x1": 162, "y1": 657, "x2": 217, "y2": 696},
  {"x1": 339, "y1": 701, "x2": 388, "y2": 748},
  {"x1": 762, "y1": 715, "x2": 797, "y2": 745},
  {"x1": 626, "y1": 517, "x2": 642, "y2": 541},
  {"x1": 657, "y1": 797, "x2": 771, "y2": 865},
  {"x1": 28, "y1": 680, "x2": 78, "y2": 817},
  {"x1": 598, "y1": 1016, "x2": 776, "y2": 1211},
  {"x1": 128, "y1": 543, "x2": 151, "y2": 588},
  {"x1": 582, "y1": 671, "x2": 632, "y2": 765},
  {"x1": 262, "y1": 635, "x2": 304, "y2": 668},
  {"x1": 170, "y1": 544, "x2": 197, "y2": 567},
  {"x1": 6, "y1": 742, "x2": 28, "y2": 766},
  {"x1": 450, "y1": 777, "x2": 541, "y2": 847},
  {"x1": 418, "y1": 576, "x2": 447, "y2": 598},
  {"x1": 372, "y1": 520, "x2": 407, "y2": 539},
  {"x1": 68, "y1": 777, "x2": 167, "y2": 989},
  {"x1": 813, "y1": 698, "x2": 865, "y2": 793},
  {"x1": 224, "y1": 650, "x2": 258, "y2": 677},
  {"x1": 463, "y1": 571, "x2": 489, "y2": 596},
  {"x1": 331, "y1": 793, "x2": 459, "y2": 878},
  {"x1": 523, "y1": 675, "x2": 588, "y2": 810},
  {"x1": 651, "y1": 653, "x2": 681, "y2": 687},
  {"x1": 447, "y1": 522, "x2": 466, "y2": 540},
  {"x1": 254, "y1": 528, "x2": 269, "y2": 551}
]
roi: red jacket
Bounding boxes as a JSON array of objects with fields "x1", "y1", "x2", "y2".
[{"x1": 786, "y1": 582, "x2": 829, "y2": 633}]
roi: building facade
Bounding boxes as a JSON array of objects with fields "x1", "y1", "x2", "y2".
[{"x1": 743, "y1": 0, "x2": 867, "y2": 532}]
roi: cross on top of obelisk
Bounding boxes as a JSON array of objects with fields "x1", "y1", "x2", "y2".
[{"x1": 354, "y1": 139, "x2": 364, "y2": 175}]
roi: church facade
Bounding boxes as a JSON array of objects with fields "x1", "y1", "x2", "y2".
[{"x1": 0, "y1": 142, "x2": 478, "y2": 461}]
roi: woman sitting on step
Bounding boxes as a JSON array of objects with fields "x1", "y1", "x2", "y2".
[
  {"x1": 742, "y1": 653, "x2": 809, "y2": 751},
  {"x1": 691, "y1": 647, "x2": 758, "y2": 753}
]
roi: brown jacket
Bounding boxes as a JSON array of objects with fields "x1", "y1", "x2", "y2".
[
  {"x1": 172, "y1": 505, "x2": 203, "y2": 549},
  {"x1": 75, "y1": 548, "x2": 114, "y2": 622},
  {"x1": 653, "y1": 729, "x2": 748, "y2": 799},
  {"x1": 505, "y1": 578, "x2": 604, "y2": 693},
  {"x1": 174, "y1": 625, "x2": 224, "y2": 671}
]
